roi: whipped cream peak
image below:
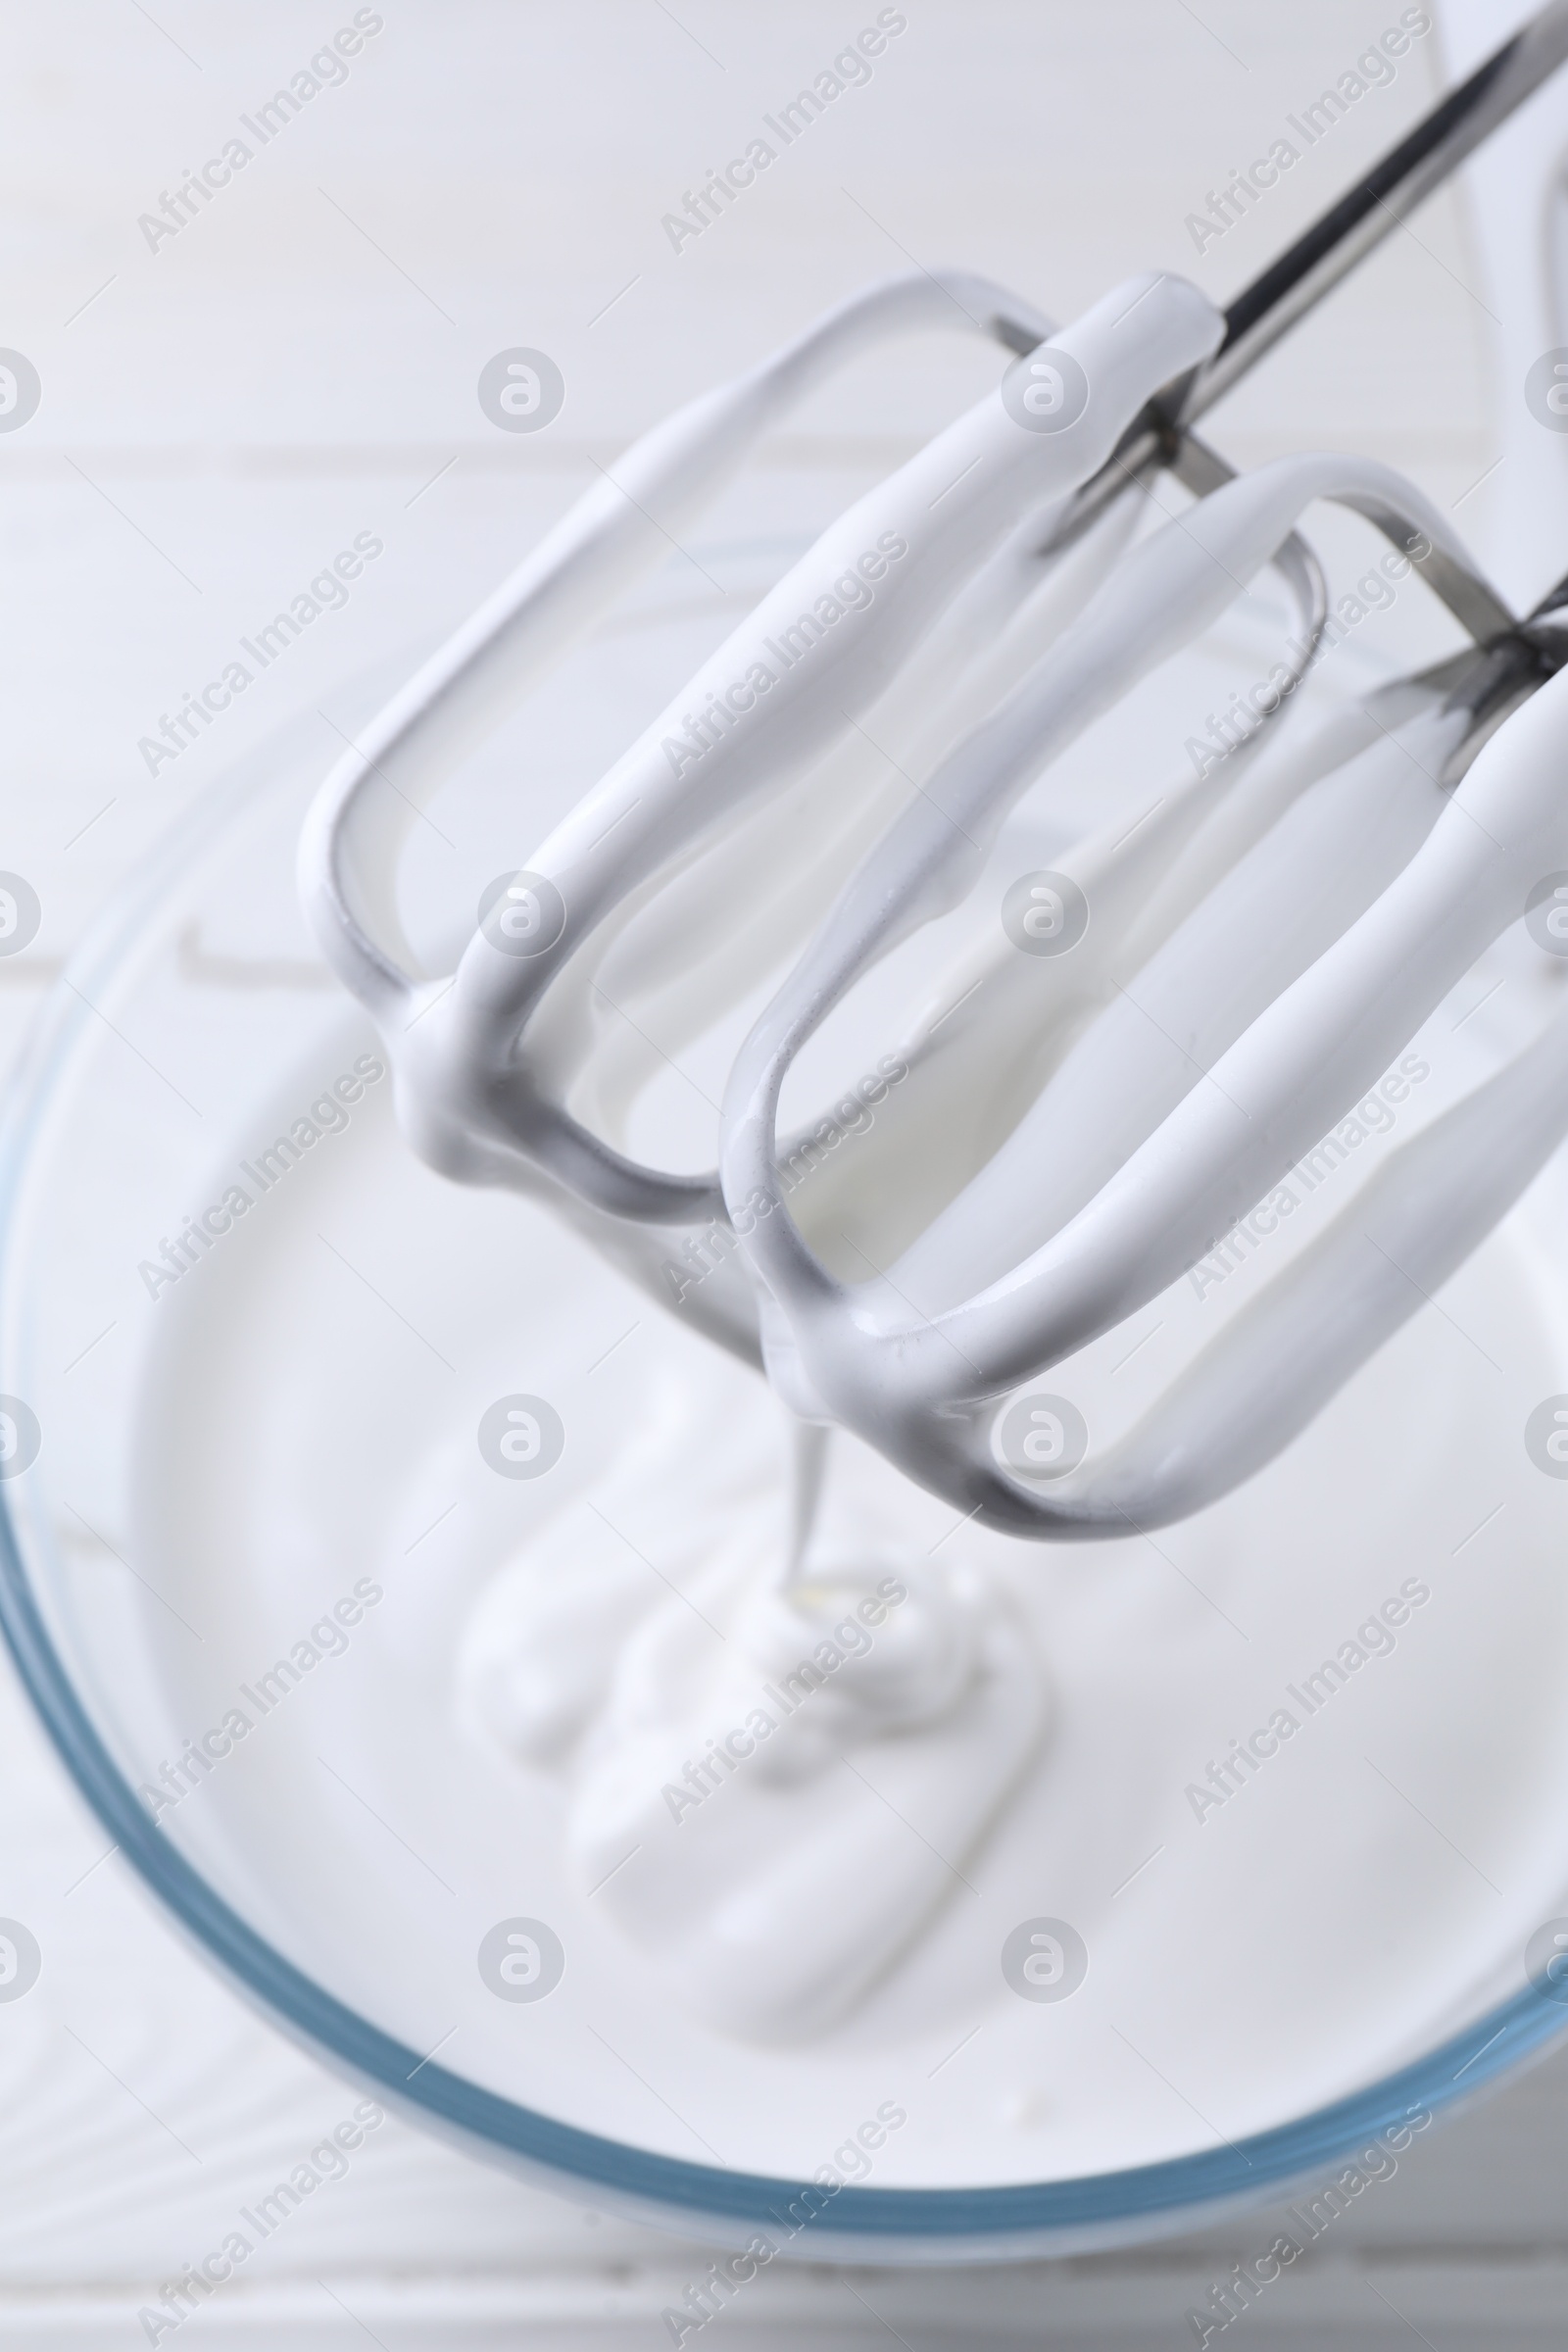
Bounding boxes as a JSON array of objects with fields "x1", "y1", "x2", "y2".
[
  {"x1": 458, "y1": 1416, "x2": 1049, "y2": 2039},
  {"x1": 742, "y1": 1557, "x2": 982, "y2": 1740}
]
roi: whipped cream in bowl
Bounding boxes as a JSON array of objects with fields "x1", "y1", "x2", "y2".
[
  {"x1": 460, "y1": 1455, "x2": 1048, "y2": 2044},
  {"x1": 6, "y1": 563, "x2": 1568, "y2": 2260}
]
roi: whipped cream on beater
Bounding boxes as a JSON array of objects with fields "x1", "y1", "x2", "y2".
[{"x1": 287, "y1": 250, "x2": 1568, "y2": 2082}]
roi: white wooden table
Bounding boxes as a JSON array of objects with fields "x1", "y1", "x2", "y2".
[{"x1": 1, "y1": 4, "x2": 1564, "y2": 2339}]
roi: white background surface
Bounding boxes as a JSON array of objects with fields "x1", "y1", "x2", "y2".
[{"x1": 3, "y1": 3, "x2": 1568, "y2": 2342}]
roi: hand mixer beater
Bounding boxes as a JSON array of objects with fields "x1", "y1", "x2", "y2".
[{"x1": 301, "y1": 6, "x2": 1568, "y2": 1541}]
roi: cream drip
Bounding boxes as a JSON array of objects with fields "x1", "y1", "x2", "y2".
[{"x1": 458, "y1": 1424, "x2": 1046, "y2": 2039}]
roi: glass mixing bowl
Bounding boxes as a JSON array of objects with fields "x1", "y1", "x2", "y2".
[{"x1": 3, "y1": 544, "x2": 1568, "y2": 2262}]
